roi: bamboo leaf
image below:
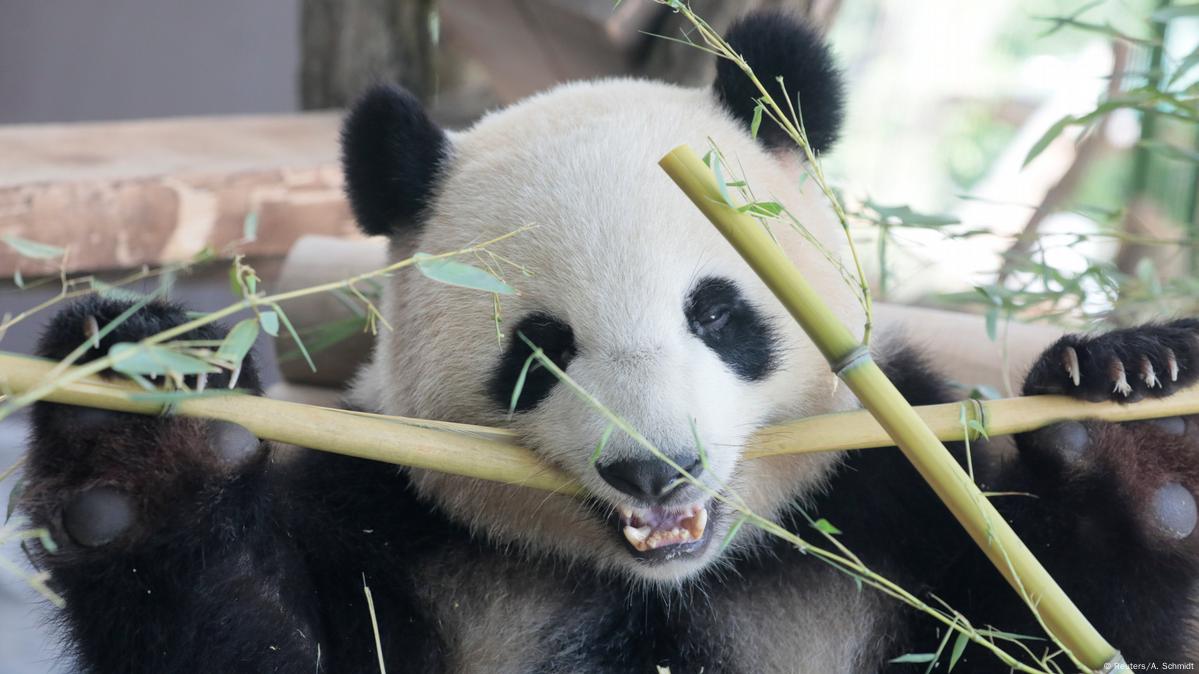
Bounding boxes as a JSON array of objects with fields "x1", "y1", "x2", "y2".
[
  {"x1": 414, "y1": 254, "x2": 516, "y2": 295},
  {"x1": 1023, "y1": 114, "x2": 1076, "y2": 167},
  {"x1": 750, "y1": 101, "x2": 764, "y2": 140},
  {"x1": 1153, "y1": 4, "x2": 1199, "y2": 21},
  {"x1": 812, "y1": 518, "x2": 842, "y2": 535},
  {"x1": 948, "y1": 632, "x2": 969, "y2": 671},
  {"x1": 109, "y1": 344, "x2": 218, "y2": 376},
  {"x1": 270, "y1": 304, "x2": 315, "y2": 372},
  {"x1": 1170, "y1": 46, "x2": 1199, "y2": 87},
  {"x1": 509, "y1": 352, "x2": 537, "y2": 418},
  {"x1": 985, "y1": 307, "x2": 999, "y2": 342},
  {"x1": 5, "y1": 477, "x2": 25, "y2": 524},
  {"x1": 216, "y1": 318, "x2": 260, "y2": 366},
  {"x1": 890, "y1": 653, "x2": 937, "y2": 664},
  {"x1": 590, "y1": 424, "x2": 616, "y2": 465},
  {"x1": 242, "y1": 211, "x2": 260, "y2": 242},
  {"x1": 865, "y1": 201, "x2": 959, "y2": 227},
  {"x1": 711, "y1": 154, "x2": 734, "y2": 207},
  {"x1": 719, "y1": 515, "x2": 747, "y2": 553},
  {"x1": 258, "y1": 310, "x2": 280, "y2": 337},
  {"x1": 2, "y1": 235, "x2": 64, "y2": 260}
]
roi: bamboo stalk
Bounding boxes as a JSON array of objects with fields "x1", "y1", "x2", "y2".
[
  {"x1": 5, "y1": 348, "x2": 1199, "y2": 472},
  {"x1": 0, "y1": 352, "x2": 578, "y2": 495},
  {"x1": 658, "y1": 145, "x2": 1121, "y2": 671}
]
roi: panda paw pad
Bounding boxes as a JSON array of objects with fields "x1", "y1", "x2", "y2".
[{"x1": 1020, "y1": 416, "x2": 1199, "y2": 548}]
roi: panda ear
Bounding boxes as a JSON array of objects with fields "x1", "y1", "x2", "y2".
[
  {"x1": 340, "y1": 84, "x2": 449, "y2": 237},
  {"x1": 713, "y1": 11, "x2": 845, "y2": 154}
]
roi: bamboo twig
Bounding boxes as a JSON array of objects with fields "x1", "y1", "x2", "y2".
[{"x1": 658, "y1": 144, "x2": 1123, "y2": 672}]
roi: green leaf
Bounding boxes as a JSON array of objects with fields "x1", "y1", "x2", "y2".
[
  {"x1": 509, "y1": 353, "x2": 537, "y2": 418},
  {"x1": 2, "y1": 234, "x2": 64, "y2": 260},
  {"x1": 1170, "y1": 45, "x2": 1199, "y2": 87},
  {"x1": 216, "y1": 318, "x2": 260, "y2": 366},
  {"x1": 889, "y1": 653, "x2": 937, "y2": 664},
  {"x1": 270, "y1": 304, "x2": 316, "y2": 372},
  {"x1": 5, "y1": 476, "x2": 25, "y2": 524},
  {"x1": 711, "y1": 154, "x2": 733, "y2": 207},
  {"x1": 414, "y1": 253, "x2": 516, "y2": 295},
  {"x1": 1153, "y1": 4, "x2": 1199, "y2": 21},
  {"x1": 812, "y1": 518, "x2": 842, "y2": 535},
  {"x1": 109, "y1": 343, "x2": 219, "y2": 376},
  {"x1": 1023, "y1": 114, "x2": 1076, "y2": 167},
  {"x1": 948, "y1": 632, "x2": 969, "y2": 671},
  {"x1": 258, "y1": 310, "x2": 280, "y2": 336},
  {"x1": 750, "y1": 102, "x2": 764, "y2": 140},
  {"x1": 865, "y1": 201, "x2": 959, "y2": 227},
  {"x1": 242, "y1": 211, "x2": 259, "y2": 242},
  {"x1": 739, "y1": 202, "x2": 784, "y2": 218},
  {"x1": 590, "y1": 424, "x2": 616, "y2": 465},
  {"x1": 984, "y1": 306, "x2": 999, "y2": 342},
  {"x1": 1140, "y1": 139, "x2": 1199, "y2": 164},
  {"x1": 719, "y1": 515, "x2": 747, "y2": 553}
]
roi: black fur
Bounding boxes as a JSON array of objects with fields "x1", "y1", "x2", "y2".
[
  {"x1": 685, "y1": 277, "x2": 779, "y2": 381},
  {"x1": 715, "y1": 11, "x2": 845, "y2": 153},
  {"x1": 20, "y1": 297, "x2": 1199, "y2": 672},
  {"x1": 1025, "y1": 319, "x2": 1199, "y2": 401},
  {"x1": 340, "y1": 84, "x2": 449, "y2": 237},
  {"x1": 487, "y1": 312, "x2": 578, "y2": 413}
]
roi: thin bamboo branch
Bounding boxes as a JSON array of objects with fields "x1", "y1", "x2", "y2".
[{"x1": 658, "y1": 144, "x2": 1122, "y2": 672}]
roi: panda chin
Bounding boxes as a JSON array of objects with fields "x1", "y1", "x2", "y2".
[{"x1": 615, "y1": 500, "x2": 718, "y2": 563}]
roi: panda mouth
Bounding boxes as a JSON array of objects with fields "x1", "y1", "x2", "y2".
[{"x1": 617, "y1": 502, "x2": 714, "y2": 560}]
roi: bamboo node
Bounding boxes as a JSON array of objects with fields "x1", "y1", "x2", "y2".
[{"x1": 830, "y1": 345, "x2": 872, "y2": 379}]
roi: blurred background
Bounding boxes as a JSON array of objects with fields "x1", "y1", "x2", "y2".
[{"x1": 1, "y1": 1, "x2": 1197, "y2": 671}]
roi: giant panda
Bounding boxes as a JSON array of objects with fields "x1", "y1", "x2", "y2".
[{"x1": 19, "y1": 11, "x2": 1199, "y2": 673}]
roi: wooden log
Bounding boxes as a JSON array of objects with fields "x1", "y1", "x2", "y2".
[{"x1": 0, "y1": 114, "x2": 357, "y2": 277}]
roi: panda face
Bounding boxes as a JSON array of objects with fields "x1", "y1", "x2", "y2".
[
  {"x1": 342, "y1": 12, "x2": 858, "y2": 583},
  {"x1": 346, "y1": 77, "x2": 863, "y2": 583}
]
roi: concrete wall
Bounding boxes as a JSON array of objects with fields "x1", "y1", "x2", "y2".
[{"x1": 0, "y1": 0, "x2": 300, "y2": 124}]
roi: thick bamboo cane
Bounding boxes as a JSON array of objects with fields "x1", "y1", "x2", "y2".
[
  {"x1": 5, "y1": 348, "x2": 1199, "y2": 474},
  {"x1": 658, "y1": 145, "x2": 1123, "y2": 672}
]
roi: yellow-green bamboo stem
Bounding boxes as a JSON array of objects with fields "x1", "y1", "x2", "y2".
[
  {"x1": 659, "y1": 145, "x2": 1118, "y2": 671},
  {"x1": 0, "y1": 352, "x2": 578, "y2": 495},
  {"x1": 6, "y1": 348, "x2": 1199, "y2": 471}
]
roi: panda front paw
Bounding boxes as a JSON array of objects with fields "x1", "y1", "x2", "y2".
[
  {"x1": 22, "y1": 296, "x2": 264, "y2": 551},
  {"x1": 1023, "y1": 320, "x2": 1199, "y2": 402},
  {"x1": 1019, "y1": 418, "x2": 1199, "y2": 552}
]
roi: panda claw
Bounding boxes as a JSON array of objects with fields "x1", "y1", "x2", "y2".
[
  {"x1": 1140, "y1": 356, "x2": 1160, "y2": 389},
  {"x1": 83, "y1": 315, "x2": 100, "y2": 350},
  {"x1": 1167, "y1": 348, "x2": 1180, "y2": 382},
  {"x1": 1110, "y1": 359, "x2": 1131, "y2": 397},
  {"x1": 1063, "y1": 346, "x2": 1080, "y2": 387}
]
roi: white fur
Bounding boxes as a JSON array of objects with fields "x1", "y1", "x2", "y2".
[{"x1": 350, "y1": 78, "x2": 864, "y2": 583}]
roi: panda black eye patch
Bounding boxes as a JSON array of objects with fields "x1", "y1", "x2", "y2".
[
  {"x1": 685, "y1": 277, "x2": 779, "y2": 381},
  {"x1": 488, "y1": 313, "x2": 578, "y2": 413}
]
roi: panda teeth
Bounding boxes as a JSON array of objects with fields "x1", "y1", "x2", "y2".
[
  {"x1": 619, "y1": 504, "x2": 710, "y2": 552},
  {"x1": 622, "y1": 525, "x2": 653, "y2": 549}
]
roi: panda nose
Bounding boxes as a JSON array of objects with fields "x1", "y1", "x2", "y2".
[{"x1": 596, "y1": 456, "x2": 703, "y2": 502}]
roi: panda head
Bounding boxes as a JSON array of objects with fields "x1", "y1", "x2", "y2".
[{"x1": 343, "y1": 12, "x2": 862, "y2": 583}]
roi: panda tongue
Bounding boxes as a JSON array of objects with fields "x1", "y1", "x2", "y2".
[{"x1": 620, "y1": 504, "x2": 708, "y2": 552}]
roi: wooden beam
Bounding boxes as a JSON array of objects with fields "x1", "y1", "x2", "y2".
[{"x1": 0, "y1": 113, "x2": 357, "y2": 277}]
